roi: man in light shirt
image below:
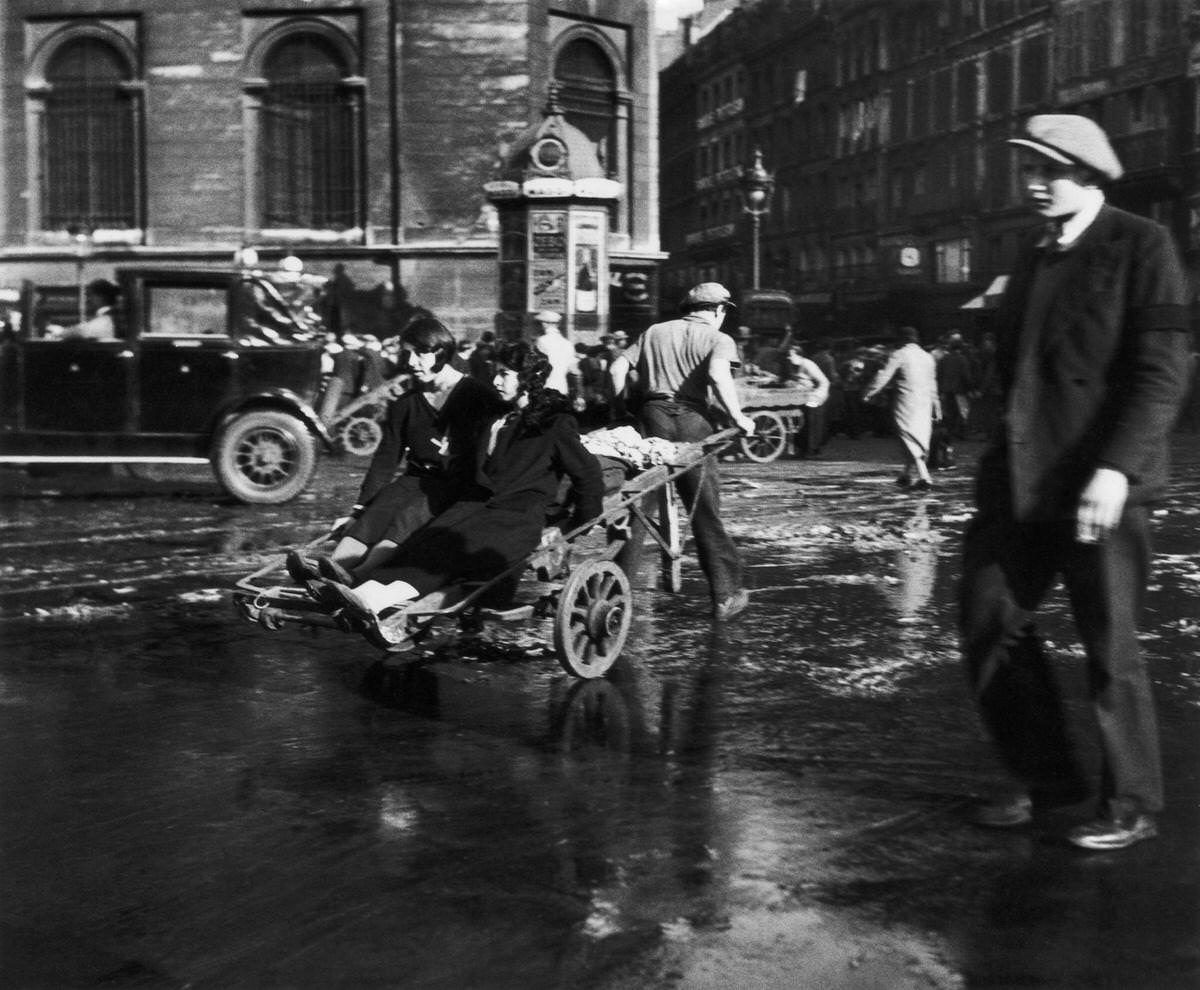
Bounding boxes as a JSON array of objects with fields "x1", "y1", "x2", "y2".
[
  {"x1": 57, "y1": 279, "x2": 119, "y2": 340},
  {"x1": 532, "y1": 310, "x2": 582, "y2": 411},
  {"x1": 608, "y1": 282, "x2": 756, "y2": 622}
]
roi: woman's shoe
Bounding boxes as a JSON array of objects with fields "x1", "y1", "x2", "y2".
[
  {"x1": 325, "y1": 581, "x2": 380, "y2": 621},
  {"x1": 910, "y1": 478, "x2": 933, "y2": 492},
  {"x1": 285, "y1": 550, "x2": 321, "y2": 583},
  {"x1": 318, "y1": 556, "x2": 356, "y2": 585},
  {"x1": 304, "y1": 579, "x2": 342, "y2": 609},
  {"x1": 326, "y1": 580, "x2": 414, "y2": 620}
]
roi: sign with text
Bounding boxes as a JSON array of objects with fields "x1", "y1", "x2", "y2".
[{"x1": 529, "y1": 210, "x2": 568, "y2": 312}]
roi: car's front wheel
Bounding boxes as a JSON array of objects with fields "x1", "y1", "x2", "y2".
[{"x1": 213, "y1": 409, "x2": 317, "y2": 504}]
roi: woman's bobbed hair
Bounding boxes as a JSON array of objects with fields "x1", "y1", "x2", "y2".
[{"x1": 402, "y1": 317, "x2": 457, "y2": 367}]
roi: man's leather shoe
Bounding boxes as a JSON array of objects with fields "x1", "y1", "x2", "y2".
[
  {"x1": 1067, "y1": 813, "x2": 1157, "y2": 851},
  {"x1": 968, "y1": 792, "x2": 1033, "y2": 828},
  {"x1": 285, "y1": 550, "x2": 321, "y2": 583},
  {"x1": 714, "y1": 589, "x2": 750, "y2": 622}
]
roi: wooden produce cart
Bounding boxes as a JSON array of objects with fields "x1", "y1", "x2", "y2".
[{"x1": 734, "y1": 377, "x2": 815, "y2": 462}]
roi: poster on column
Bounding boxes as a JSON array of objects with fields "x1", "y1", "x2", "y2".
[
  {"x1": 572, "y1": 212, "x2": 605, "y2": 314},
  {"x1": 530, "y1": 210, "x2": 567, "y2": 312}
]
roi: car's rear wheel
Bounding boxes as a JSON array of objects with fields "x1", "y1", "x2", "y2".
[{"x1": 213, "y1": 409, "x2": 317, "y2": 504}]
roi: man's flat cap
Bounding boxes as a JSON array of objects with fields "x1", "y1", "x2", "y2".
[
  {"x1": 681, "y1": 282, "x2": 736, "y2": 309},
  {"x1": 1007, "y1": 114, "x2": 1123, "y2": 181},
  {"x1": 533, "y1": 310, "x2": 562, "y2": 324}
]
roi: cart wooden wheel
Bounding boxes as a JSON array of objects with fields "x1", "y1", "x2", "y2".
[
  {"x1": 739, "y1": 411, "x2": 788, "y2": 462},
  {"x1": 658, "y1": 482, "x2": 684, "y2": 593},
  {"x1": 554, "y1": 560, "x2": 632, "y2": 679}
]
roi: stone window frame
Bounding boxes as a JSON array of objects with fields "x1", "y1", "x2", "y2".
[
  {"x1": 24, "y1": 18, "x2": 145, "y2": 245},
  {"x1": 241, "y1": 14, "x2": 366, "y2": 244},
  {"x1": 551, "y1": 24, "x2": 631, "y2": 237}
]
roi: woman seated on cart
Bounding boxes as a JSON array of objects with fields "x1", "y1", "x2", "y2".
[
  {"x1": 287, "y1": 316, "x2": 508, "y2": 586},
  {"x1": 307, "y1": 340, "x2": 605, "y2": 623}
]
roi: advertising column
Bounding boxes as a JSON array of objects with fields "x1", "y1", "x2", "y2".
[
  {"x1": 529, "y1": 210, "x2": 568, "y2": 316},
  {"x1": 570, "y1": 210, "x2": 606, "y2": 337}
]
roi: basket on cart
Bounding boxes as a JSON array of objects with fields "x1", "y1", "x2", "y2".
[{"x1": 232, "y1": 428, "x2": 739, "y2": 679}]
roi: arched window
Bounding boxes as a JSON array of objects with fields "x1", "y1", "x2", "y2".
[
  {"x1": 260, "y1": 32, "x2": 359, "y2": 230},
  {"x1": 555, "y1": 38, "x2": 619, "y2": 179},
  {"x1": 42, "y1": 37, "x2": 138, "y2": 230}
]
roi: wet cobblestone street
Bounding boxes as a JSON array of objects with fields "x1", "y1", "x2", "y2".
[{"x1": 1, "y1": 435, "x2": 1198, "y2": 989}]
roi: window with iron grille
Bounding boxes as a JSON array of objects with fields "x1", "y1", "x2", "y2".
[
  {"x1": 42, "y1": 38, "x2": 138, "y2": 231},
  {"x1": 260, "y1": 34, "x2": 359, "y2": 230}
]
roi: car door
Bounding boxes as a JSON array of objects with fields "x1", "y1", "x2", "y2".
[
  {"x1": 136, "y1": 279, "x2": 239, "y2": 436},
  {"x1": 20, "y1": 336, "x2": 134, "y2": 435}
]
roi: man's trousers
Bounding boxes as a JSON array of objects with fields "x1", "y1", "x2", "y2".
[
  {"x1": 959, "y1": 503, "x2": 1162, "y2": 819},
  {"x1": 614, "y1": 399, "x2": 742, "y2": 604}
]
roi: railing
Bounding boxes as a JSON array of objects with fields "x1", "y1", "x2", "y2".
[
  {"x1": 683, "y1": 223, "x2": 738, "y2": 246},
  {"x1": 695, "y1": 165, "x2": 744, "y2": 191},
  {"x1": 696, "y1": 97, "x2": 745, "y2": 131}
]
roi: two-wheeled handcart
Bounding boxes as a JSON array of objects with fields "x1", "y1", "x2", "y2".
[{"x1": 232, "y1": 428, "x2": 739, "y2": 679}]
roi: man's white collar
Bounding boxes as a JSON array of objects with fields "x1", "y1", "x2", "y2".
[{"x1": 1052, "y1": 188, "x2": 1105, "y2": 247}]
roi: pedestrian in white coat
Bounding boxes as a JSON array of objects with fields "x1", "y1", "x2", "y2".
[{"x1": 863, "y1": 326, "x2": 941, "y2": 490}]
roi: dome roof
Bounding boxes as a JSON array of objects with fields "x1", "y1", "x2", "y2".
[{"x1": 499, "y1": 85, "x2": 606, "y2": 183}]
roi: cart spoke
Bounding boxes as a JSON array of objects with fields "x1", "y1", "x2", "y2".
[{"x1": 554, "y1": 560, "x2": 631, "y2": 678}]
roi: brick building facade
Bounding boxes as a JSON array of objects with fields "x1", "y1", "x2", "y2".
[
  {"x1": 0, "y1": 0, "x2": 661, "y2": 338},
  {"x1": 660, "y1": 0, "x2": 1199, "y2": 339}
]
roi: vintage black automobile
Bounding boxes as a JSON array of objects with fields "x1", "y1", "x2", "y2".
[{"x1": 0, "y1": 267, "x2": 332, "y2": 504}]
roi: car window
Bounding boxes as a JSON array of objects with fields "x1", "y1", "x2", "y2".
[
  {"x1": 29, "y1": 287, "x2": 80, "y2": 339},
  {"x1": 144, "y1": 285, "x2": 227, "y2": 337}
]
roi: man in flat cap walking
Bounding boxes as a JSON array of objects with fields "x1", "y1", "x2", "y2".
[
  {"x1": 961, "y1": 115, "x2": 1191, "y2": 850},
  {"x1": 608, "y1": 282, "x2": 756, "y2": 621}
]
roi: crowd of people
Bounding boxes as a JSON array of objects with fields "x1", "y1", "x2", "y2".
[
  {"x1": 292, "y1": 281, "x2": 757, "y2": 631},
  {"x1": 281, "y1": 113, "x2": 1197, "y2": 859}
]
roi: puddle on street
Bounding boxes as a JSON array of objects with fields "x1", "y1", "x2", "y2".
[{"x1": 1, "y1": 451, "x2": 1198, "y2": 988}]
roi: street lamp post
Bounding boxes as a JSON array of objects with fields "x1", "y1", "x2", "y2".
[
  {"x1": 67, "y1": 223, "x2": 93, "y2": 325},
  {"x1": 739, "y1": 148, "x2": 774, "y2": 290}
]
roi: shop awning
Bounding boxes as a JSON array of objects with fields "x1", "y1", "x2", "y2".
[{"x1": 960, "y1": 275, "x2": 1009, "y2": 310}]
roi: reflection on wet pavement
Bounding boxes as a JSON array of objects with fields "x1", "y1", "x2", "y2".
[{"x1": 0, "y1": 438, "x2": 1197, "y2": 988}]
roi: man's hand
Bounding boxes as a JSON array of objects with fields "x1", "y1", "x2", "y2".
[
  {"x1": 1076, "y1": 467, "x2": 1128, "y2": 544},
  {"x1": 734, "y1": 413, "x2": 757, "y2": 435},
  {"x1": 330, "y1": 515, "x2": 355, "y2": 538}
]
